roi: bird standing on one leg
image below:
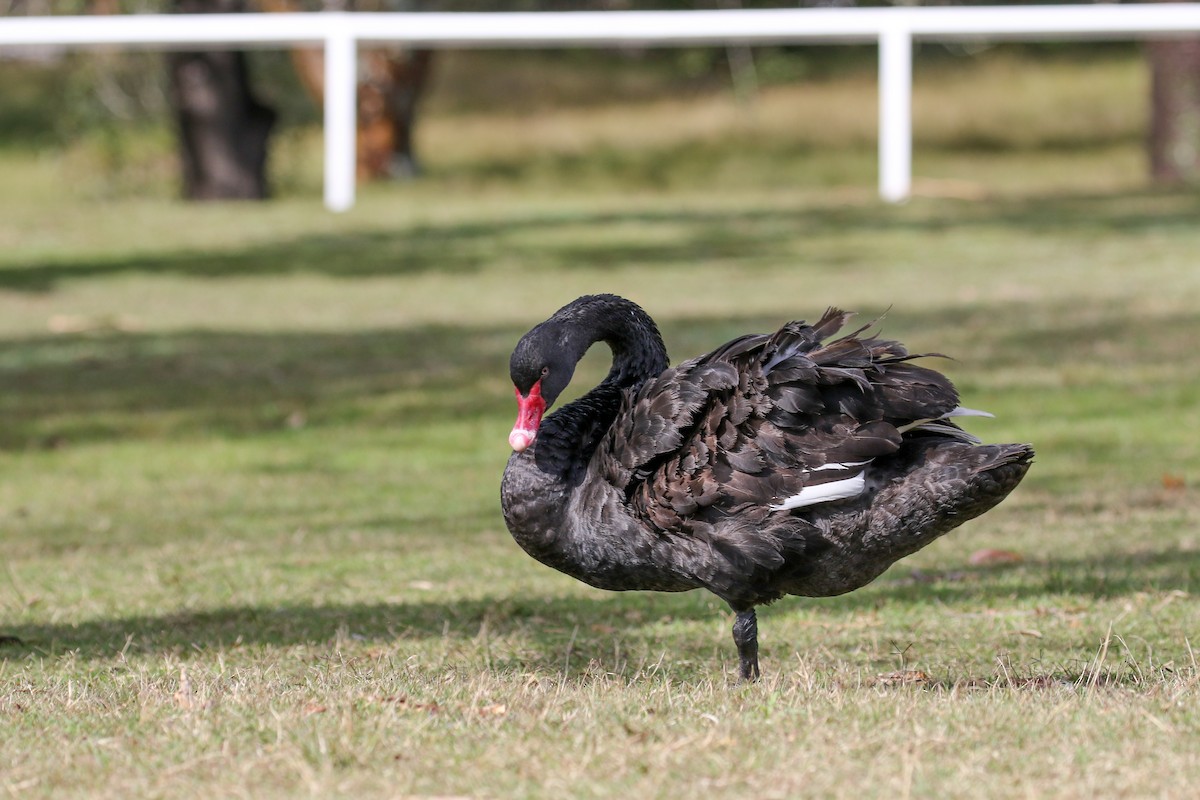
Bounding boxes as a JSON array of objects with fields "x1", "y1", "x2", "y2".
[{"x1": 500, "y1": 294, "x2": 1033, "y2": 681}]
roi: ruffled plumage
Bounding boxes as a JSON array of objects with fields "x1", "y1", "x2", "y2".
[{"x1": 501, "y1": 295, "x2": 1033, "y2": 680}]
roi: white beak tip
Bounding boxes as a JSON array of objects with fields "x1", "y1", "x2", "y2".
[{"x1": 509, "y1": 429, "x2": 536, "y2": 452}]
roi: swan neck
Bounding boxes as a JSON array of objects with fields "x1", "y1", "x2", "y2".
[{"x1": 573, "y1": 295, "x2": 669, "y2": 390}]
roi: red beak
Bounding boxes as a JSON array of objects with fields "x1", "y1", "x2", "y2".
[{"x1": 509, "y1": 380, "x2": 546, "y2": 452}]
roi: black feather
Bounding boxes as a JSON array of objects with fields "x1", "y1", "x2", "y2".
[{"x1": 501, "y1": 295, "x2": 1033, "y2": 682}]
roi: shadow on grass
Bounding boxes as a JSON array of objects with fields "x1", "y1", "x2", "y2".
[
  {"x1": 4, "y1": 548, "x2": 1196, "y2": 665},
  {"x1": 0, "y1": 322, "x2": 523, "y2": 450},
  {"x1": 829, "y1": 546, "x2": 1200, "y2": 612},
  {"x1": 0, "y1": 592, "x2": 715, "y2": 663},
  {"x1": 3, "y1": 190, "x2": 1200, "y2": 293},
  {"x1": 0, "y1": 206, "x2": 787, "y2": 293},
  {"x1": 4, "y1": 298, "x2": 1199, "y2": 452}
]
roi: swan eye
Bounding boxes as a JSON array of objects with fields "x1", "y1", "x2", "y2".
[{"x1": 541, "y1": 366, "x2": 549, "y2": 376}]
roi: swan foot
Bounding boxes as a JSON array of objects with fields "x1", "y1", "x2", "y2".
[{"x1": 732, "y1": 608, "x2": 761, "y2": 682}]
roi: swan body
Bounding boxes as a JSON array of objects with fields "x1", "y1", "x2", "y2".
[{"x1": 500, "y1": 294, "x2": 1033, "y2": 680}]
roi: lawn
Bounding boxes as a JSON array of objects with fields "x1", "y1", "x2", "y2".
[{"x1": 2, "y1": 49, "x2": 1199, "y2": 798}]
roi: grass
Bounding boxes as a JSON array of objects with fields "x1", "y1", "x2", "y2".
[{"x1": 2, "y1": 49, "x2": 1200, "y2": 798}]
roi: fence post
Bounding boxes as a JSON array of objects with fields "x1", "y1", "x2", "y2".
[
  {"x1": 324, "y1": 20, "x2": 357, "y2": 212},
  {"x1": 878, "y1": 25, "x2": 912, "y2": 203}
]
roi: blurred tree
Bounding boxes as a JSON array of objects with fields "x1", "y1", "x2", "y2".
[
  {"x1": 265, "y1": 0, "x2": 434, "y2": 181},
  {"x1": 167, "y1": 0, "x2": 277, "y2": 199},
  {"x1": 357, "y1": 46, "x2": 433, "y2": 179},
  {"x1": 1147, "y1": 35, "x2": 1200, "y2": 184}
]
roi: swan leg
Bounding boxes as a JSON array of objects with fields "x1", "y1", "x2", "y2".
[{"x1": 732, "y1": 609, "x2": 761, "y2": 682}]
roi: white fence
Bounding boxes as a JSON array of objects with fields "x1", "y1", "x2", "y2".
[{"x1": 3, "y1": 5, "x2": 1200, "y2": 211}]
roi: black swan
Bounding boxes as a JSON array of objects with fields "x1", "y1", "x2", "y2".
[{"x1": 500, "y1": 294, "x2": 1033, "y2": 681}]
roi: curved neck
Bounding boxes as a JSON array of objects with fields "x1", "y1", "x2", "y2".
[
  {"x1": 537, "y1": 295, "x2": 669, "y2": 479},
  {"x1": 567, "y1": 294, "x2": 669, "y2": 391}
]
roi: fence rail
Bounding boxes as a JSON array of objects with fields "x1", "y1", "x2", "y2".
[{"x1": 3, "y1": 5, "x2": 1200, "y2": 210}]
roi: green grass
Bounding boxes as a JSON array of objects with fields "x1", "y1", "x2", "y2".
[{"x1": 3, "y1": 51, "x2": 1200, "y2": 798}]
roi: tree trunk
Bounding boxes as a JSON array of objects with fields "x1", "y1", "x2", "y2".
[
  {"x1": 1147, "y1": 37, "x2": 1200, "y2": 185},
  {"x1": 167, "y1": 0, "x2": 277, "y2": 200},
  {"x1": 361, "y1": 48, "x2": 434, "y2": 179},
  {"x1": 283, "y1": 42, "x2": 434, "y2": 182}
]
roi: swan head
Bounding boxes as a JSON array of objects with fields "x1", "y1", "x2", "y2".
[{"x1": 508, "y1": 321, "x2": 579, "y2": 452}]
